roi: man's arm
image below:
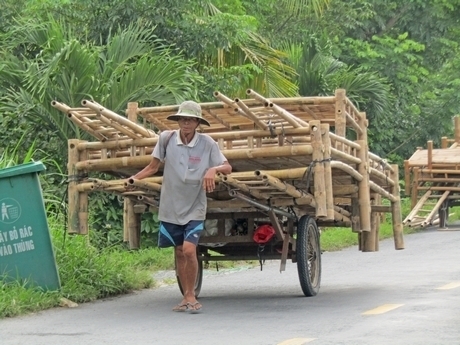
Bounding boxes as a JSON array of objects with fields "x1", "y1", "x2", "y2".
[
  {"x1": 129, "y1": 157, "x2": 161, "y2": 180},
  {"x1": 202, "y1": 161, "x2": 232, "y2": 193}
]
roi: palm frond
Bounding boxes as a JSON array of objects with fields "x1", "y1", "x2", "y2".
[{"x1": 279, "y1": 0, "x2": 331, "y2": 17}]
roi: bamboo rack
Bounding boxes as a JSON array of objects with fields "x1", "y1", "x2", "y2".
[
  {"x1": 403, "y1": 116, "x2": 460, "y2": 228},
  {"x1": 56, "y1": 89, "x2": 403, "y2": 251}
]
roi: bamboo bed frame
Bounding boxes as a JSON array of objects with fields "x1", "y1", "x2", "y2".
[
  {"x1": 53, "y1": 89, "x2": 405, "y2": 262},
  {"x1": 403, "y1": 116, "x2": 460, "y2": 228}
]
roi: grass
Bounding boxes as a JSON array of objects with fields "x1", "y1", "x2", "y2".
[{"x1": 0, "y1": 216, "x2": 168, "y2": 318}]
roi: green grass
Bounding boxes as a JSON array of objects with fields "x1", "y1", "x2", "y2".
[
  {"x1": 0, "y1": 216, "x2": 168, "y2": 318},
  {"x1": 0, "y1": 280, "x2": 61, "y2": 318}
]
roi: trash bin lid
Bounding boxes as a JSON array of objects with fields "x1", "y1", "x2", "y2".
[{"x1": 0, "y1": 161, "x2": 46, "y2": 179}]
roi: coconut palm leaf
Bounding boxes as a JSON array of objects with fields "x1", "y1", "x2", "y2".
[{"x1": 281, "y1": 35, "x2": 392, "y2": 119}]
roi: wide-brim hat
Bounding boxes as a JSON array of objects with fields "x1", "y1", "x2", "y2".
[{"x1": 166, "y1": 100, "x2": 211, "y2": 127}]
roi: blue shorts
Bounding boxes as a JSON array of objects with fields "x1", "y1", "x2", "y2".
[{"x1": 158, "y1": 220, "x2": 204, "y2": 248}]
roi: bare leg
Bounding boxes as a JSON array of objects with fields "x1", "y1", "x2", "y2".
[{"x1": 175, "y1": 241, "x2": 201, "y2": 309}]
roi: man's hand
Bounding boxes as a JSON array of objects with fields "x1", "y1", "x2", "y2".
[{"x1": 202, "y1": 167, "x2": 217, "y2": 193}]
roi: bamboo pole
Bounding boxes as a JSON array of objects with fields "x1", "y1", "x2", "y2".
[
  {"x1": 126, "y1": 198, "x2": 141, "y2": 249},
  {"x1": 220, "y1": 175, "x2": 268, "y2": 200},
  {"x1": 356, "y1": 139, "x2": 371, "y2": 233},
  {"x1": 417, "y1": 186, "x2": 460, "y2": 192},
  {"x1": 369, "y1": 168, "x2": 393, "y2": 187},
  {"x1": 126, "y1": 178, "x2": 162, "y2": 192},
  {"x1": 322, "y1": 124, "x2": 335, "y2": 220},
  {"x1": 344, "y1": 111, "x2": 363, "y2": 135},
  {"x1": 369, "y1": 181, "x2": 397, "y2": 202},
  {"x1": 334, "y1": 89, "x2": 346, "y2": 149},
  {"x1": 421, "y1": 190, "x2": 451, "y2": 227},
  {"x1": 419, "y1": 168, "x2": 460, "y2": 175},
  {"x1": 330, "y1": 148, "x2": 361, "y2": 164},
  {"x1": 254, "y1": 168, "x2": 309, "y2": 180},
  {"x1": 137, "y1": 95, "x2": 336, "y2": 115},
  {"x1": 67, "y1": 139, "x2": 83, "y2": 234},
  {"x1": 137, "y1": 195, "x2": 159, "y2": 208},
  {"x1": 76, "y1": 182, "x2": 96, "y2": 192},
  {"x1": 441, "y1": 137, "x2": 448, "y2": 149},
  {"x1": 390, "y1": 164, "x2": 404, "y2": 250},
  {"x1": 51, "y1": 101, "x2": 106, "y2": 141},
  {"x1": 329, "y1": 132, "x2": 361, "y2": 150},
  {"x1": 362, "y1": 193, "x2": 378, "y2": 252},
  {"x1": 123, "y1": 199, "x2": 129, "y2": 242},
  {"x1": 411, "y1": 168, "x2": 420, "y2": 209},
  {"x1": 77, "y1": 137, "x2": 159, "y2": 151},
  {"x1": 69, "y1": 112, "x2": 107, "y2": 141},
  {"x1": 427, "y1": 140, "x2": 433, "y2": 169},
  {"x1": 373, "y1": 194, "x2": 382, "y2": 251},
  {"x1": 418, "y1": 177, "x2": 460, "y2": 183},
  {"x1": 330, "y1": 161, "x2": 363, "y2": 181},
  {"x1": 267, "y1": 102, "x2": 310, "y2": 127},
  {"x1": 82, "y1": 100, "x2": 153, "y2": 138},
  {"x1": 246, "y1": 89, "x2": 307, "y2": 128},
  {"x1": 368, "y1": 152, "x2": 394, "y2": 173},
  {"x1": 351, "y1": 197, "x2": 360, "y2": 233},
  {"x1": 310, "y1": 121, "x2": 327, "y2": 218},
  {"x1": 404, "y1": 160, "x2": 411, "y2": 196},
  {"x1": 311, "y1": 184, "x2": 359, "y2": 195},
  {"x1": 234, "y1": 98, "x2": 268, "y2": 130},
  {"x1": 259, "y1": 174, "x2": 314, "y2": 204},
  {"x1": 213, "y1": 91, "x2": 238, "y2": 110},
  {"x1": 98, "y1": 113, "x2": 142, "y2": 139},
  {"x1": 76, "y1": 145, "x2": 315, "y2": 171},
  {"x1": 78, "y1": 145, "x2": 89, "y2": 235}
]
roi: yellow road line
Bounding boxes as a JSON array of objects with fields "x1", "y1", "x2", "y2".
[
  {"x1": 436, "y1": 281, "x2": 460, "y2": 290},
  {"x1": 362, "y1": 304, "x2": 404, "y2": 315},
  {"x1": 277, "y1": 338, "x2": 316, "y2": 345}
]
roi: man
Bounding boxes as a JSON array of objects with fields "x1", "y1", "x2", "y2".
[{"x1": 129, "y1": 100, "x2": 232, "y2": 313}]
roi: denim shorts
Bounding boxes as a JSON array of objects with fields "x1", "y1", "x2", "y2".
[{"x1": 158, "y1": 220, "x2": 204, "y2": 248}]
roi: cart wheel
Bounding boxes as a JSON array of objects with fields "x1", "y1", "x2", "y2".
[
  {"x1": 175, "y1": 252, "x2": 203, "y2": 298},
  {"x1": 296, "y1": 215, "x2": 321, "y2": 297},
  {"x1": 438, "y1": 200, "x2": 449, "y2": 229}
]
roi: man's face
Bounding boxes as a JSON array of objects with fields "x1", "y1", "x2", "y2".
[{"x1": 178, "y1": 116, "x2": 200, "y2": 135}]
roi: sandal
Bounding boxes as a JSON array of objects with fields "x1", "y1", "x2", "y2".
[
  {"x1": 172, "y1": 303, "x2": 189, "y2": 312},
  {"x1": 186, "y1": 302, "x2": 202, "y2": 314}
]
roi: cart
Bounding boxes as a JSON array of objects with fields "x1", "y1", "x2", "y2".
[{"x1": 54, "y1": 89, "x2": 405, "y2": 297}]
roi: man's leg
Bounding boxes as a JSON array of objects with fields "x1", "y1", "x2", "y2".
[{"x1": 175, "y1": 241, "x2": 199, "y2": 306}]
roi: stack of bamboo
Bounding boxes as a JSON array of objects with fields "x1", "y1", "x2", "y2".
[{"x1": 54, "y1": 89, "x2": 404, "y2": 251}]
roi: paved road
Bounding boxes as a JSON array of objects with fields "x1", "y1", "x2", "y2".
[{"x1": 2, "y1": 226, "x2": 460, "y2": 345}]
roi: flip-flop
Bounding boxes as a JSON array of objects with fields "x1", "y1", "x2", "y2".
[
  {"x1": 186, "y1": 302, "x2": 202, "y2": 314},
  {"x1": 172, "y1": 303, "x2": 188, "y2": 312}
]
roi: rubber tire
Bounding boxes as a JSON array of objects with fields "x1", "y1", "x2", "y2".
[
  {"x1": 175, "y1": 252, "x2": 203, "y2": 298},
  {"x1": 296, "y1": 215, "x2": 321, "y2": 297}
]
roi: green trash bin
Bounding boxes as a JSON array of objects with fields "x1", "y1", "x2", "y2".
[{"x1": 0, "y1": 161, "x2": 61, "y2": 290}]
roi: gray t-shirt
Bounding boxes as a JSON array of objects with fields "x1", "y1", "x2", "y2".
[{"x1": 152, "y1": 130, "x2": 227, "y2": 225}]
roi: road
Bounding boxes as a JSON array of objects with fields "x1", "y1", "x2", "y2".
[{"x1": 2, "y1": 226, "x2": 460, "y2": 345}]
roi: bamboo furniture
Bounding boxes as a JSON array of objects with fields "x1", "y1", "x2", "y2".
[
  {"x1": 403, "y1": 116, "x2": 460, "y2": 228},
  {"x1": 55, "y1": 89, "x2": 404, "y2": 297}
]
